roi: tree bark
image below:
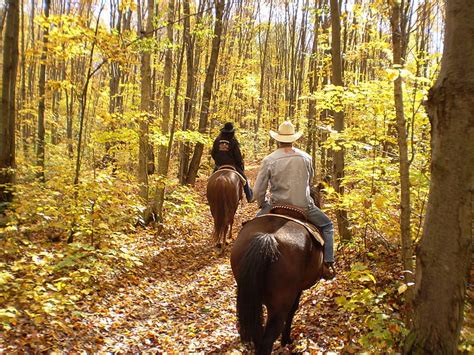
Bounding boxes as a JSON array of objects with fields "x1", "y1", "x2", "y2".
[
  {"x1": 72, "y1": 6, "x2": 103, "y2": 189},
  {"x1": 255, "y1": 0, "x2": 273, "y2": 155},
  {"x1": 390, "y1": 0, "x2": 414, "y2": 307},
  {"x1": 404, "y1": 0, "x2": 474, "y2": 352},
  {"x1": 330, "y1": 0, "x2": 351, "y2": 241},
  {"x1": 137, "y1": 0, "x2": 154, "y2": 207},
  {"x1": 185, "y1": 0, "x2": 225, "y2": 185},
  {"x1": 306, "y1": 0, "x2": 321, "y2": 158},
  {"x1": 36, "y1": 0, "x2": 51, "y2": 182},
  {"x1": 150, "y1": 0, "x2": 174, "y2": 223},
  {"x1": 0, "y1": 0, "x2": 20, "y2": 204},
  {"x1": 178, "y1": 0, "x2": 195, "y2": 184}
]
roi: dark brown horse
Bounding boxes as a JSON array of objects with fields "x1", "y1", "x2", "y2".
[
  {"x1": 230, "y1": 214, "x2": 324, "y2": 354},
  {"x1": 206, "y1": 169, "x2": 243, "y2": 249}
]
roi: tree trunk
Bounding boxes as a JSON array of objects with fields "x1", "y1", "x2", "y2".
[
  {"x1": 330, "y1": 0, "x2": 351, "y2": 241},
  {"x1": 391, "y1": 0, "x2": 414, "y2": 307},
  {"x1": 306, "y1": 0, "x2": 321, "y2": 158},
  {"x1": 137, "y1": 0, "x2": 154, "y2": 208},
  {"x1": 178, "y1": 0, "x2": 194, "y2": 184},
  {"x1": 36, "y1": 0, "x2": 50, "y2": 182},
  {"x1": 0, "y1": 0, "x2": 20, "y2": 204},
  {"x1": 404, "y1": 0, "x2": 473, "y2": 352},
  {"x1": 185, "y1": 0, "x2": 225, "y2": 185},
  {"x1": 150, "y1": 0, "x2": 173, "y2": 223},
  {"x1": 255, "y1": 0, "x2": 273, "y2": 155},
  {"x1": 20, "y1": 0, "x2": 28, "y2": 158},
  {"x1": 72, "y1": 6, "x2": 103, "y2": 189}
]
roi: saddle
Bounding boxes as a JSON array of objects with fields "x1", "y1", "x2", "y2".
[
  {"x1": 270, "y1": 204, "x2": 307, "y2": 221},
  {"x1": 210, "y1": 165, "x2": 246, "y2": 184},
  {"x1": 261, "y1": 204, "x2": 324, "y2": 246}
]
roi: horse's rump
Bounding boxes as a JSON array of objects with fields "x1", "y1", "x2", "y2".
[
  {"x1": 232, "y1": 215, "x2": 323, "y2": 289},
  {"x1": 231, "y1": 215, "x2": 324, "y2": 353},
  {"x1": 206, "y1": 170, "x2": 243, "y2": 245}
]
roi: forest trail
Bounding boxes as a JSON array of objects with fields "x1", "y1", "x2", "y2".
[
  {"x1": 2, "y1": 163, "x2": 401, "y2": 353},
  {"x1": 60, "y1": 164, "x2": 353, "y2": 353},
  {"x1": 7, "y1": 164, "x2": 343, "y2": 353}
]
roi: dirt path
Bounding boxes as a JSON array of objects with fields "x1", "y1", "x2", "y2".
[{"x1": 31, "y1": 164, "x2": 348, "y2": 352}]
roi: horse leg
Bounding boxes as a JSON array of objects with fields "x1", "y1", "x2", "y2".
[
  {"x1": 257, "y1": 312, "x2": 286, "y2": 355},
  {"x1": 228, "y1": 220, "x2": 233, "y2": 243},
  {"x1": 220, "y1": 225, "x2": 228, "y2": 254},
  {"x1": 281, "y1": 291, "x2": 302, "y2": 346}
]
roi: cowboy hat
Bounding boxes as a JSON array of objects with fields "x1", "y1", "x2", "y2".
[
  {"x1": 269, "y1": 121, "x2": 303, "y2": 143},
  {"x1": 220, "y1": 122, "x2": 235, "y2": 133}
]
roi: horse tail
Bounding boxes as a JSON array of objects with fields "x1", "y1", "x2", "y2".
[
  {"x1": 214, "y1": 197, "x2": 227, "y2": 243},
  {"x1": 236, "y1": 233, "x2": 280, "y2": 345},
  {"x1": 209, "y1": 175, "x2": 237, "y2": 244}
]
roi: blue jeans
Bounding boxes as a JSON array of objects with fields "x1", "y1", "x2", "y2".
[{"x1": 257, "y1": 201, "x2": 334, "y2": 263}]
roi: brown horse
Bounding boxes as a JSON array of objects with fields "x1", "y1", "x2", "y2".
[
  {"x1": 230, "y1": 214, "x2": 324, "y2": 354},
  {"x1": 206, "y1": 169, "x2": 243, "y2": 249}
]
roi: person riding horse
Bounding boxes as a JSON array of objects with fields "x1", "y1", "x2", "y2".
[
  {"x1": 253, "y1": 121, "x2": 336, "y2": 279},
  {"x1": 211, "y1": 122, "x2": 253, "y2": 202}
]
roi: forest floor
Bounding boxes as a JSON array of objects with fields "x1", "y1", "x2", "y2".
[{"x1": 1, "y1": 164, "x2": 444, "y2": 353}]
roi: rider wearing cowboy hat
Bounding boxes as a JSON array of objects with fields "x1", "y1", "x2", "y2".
[
  {"x1": 211, "y1": 122, "x2": 253, "y2": 202},
  {"x1": 253, "y1": 121, "x2": 335, "y2": 279}
]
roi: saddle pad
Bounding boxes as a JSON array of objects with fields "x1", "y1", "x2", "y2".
[
  {"x1": 210, "y1": 168, "x2": 246, "y2": 185},
  {"x1": 255, "y1": 213, "x2": 325, "y2": 246}
]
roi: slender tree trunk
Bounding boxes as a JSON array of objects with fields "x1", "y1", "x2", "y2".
[
  {"x1": 255, "y1": 0, "x2": 273, "y2": 155},
  {"x1": 391, "y1": 0, "x2": 414, "y2": 307},
  {"x1": 158, "y1": 24, "x2": 186, "y2": 222},
  {"x1": 65, "y1": 66, "x2": 74, "y2": 158},
  {"x1": 404, "y1": 0, "x2": 473, "y2": 352},
  {"x1": 72, "y1": 7, "x2": 103, "y2": 188},
  {"x1": 0, "y1": 0, "x2": 20, "y2": 204},
  {"x1": 330, "y1": 0, "x2": 351, "y2": 241},
  {"x1": 20, "y1": 0, "x2": 28, "y2": 158},
  {"x1": 138, "y1": 0, "x2": 154, "y2": 212},
  {"x1": 36, "y1": 0, "x2": 50, "y2": 182},
  {"x1": 178, "y1": 0, "x2": 194, "y2": 184},
  {"x1": 185, "y1": 0, "x2": 225, "y2": 185},
  {"x1": 150, "y1": 0, "x2": 173, "y2": 223},
  {"x1": 306, "y1": 0, "x2": 321, "y2": 157}
]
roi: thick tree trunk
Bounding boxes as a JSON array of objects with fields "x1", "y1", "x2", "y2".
[
  {"x1": 185, "y1": 0, "x2": 225, "y2": 185},
  {"x1": 404, "y1": 0, "x2": 474, "y2": 352},
  {"x1": 0, "y1": 0, "x2": 20, "y2": 204},
  {"x1": 36, "y1": 0, "x2": 50, "y2": 182},
  {"x1": 330, "y1": 0, "x2": 351, "y2": 241}
]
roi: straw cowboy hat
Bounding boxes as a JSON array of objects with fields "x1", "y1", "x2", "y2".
[{"x1": 269, "y1": 121, "x2": 303, "y2": 143}]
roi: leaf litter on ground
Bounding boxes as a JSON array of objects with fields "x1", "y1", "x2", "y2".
[{"x1": 1, "y1": 164, "x2": 412, "y2": 352}]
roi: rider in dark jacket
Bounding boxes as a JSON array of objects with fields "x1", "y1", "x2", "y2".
[{"x1": 211, "y1": 122, "x2": 253, "y2": 202}]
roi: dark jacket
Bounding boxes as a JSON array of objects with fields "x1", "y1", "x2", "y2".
[{"x1": 211, "y1": 132, "x2": 244, "y2": 171}]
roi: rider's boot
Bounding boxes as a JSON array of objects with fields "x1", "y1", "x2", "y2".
[
  {"x1": 322, "y1": 261, "x2": 336, "y2": 280},
  {"x1": 244, "y1": 182, "x2": 254, "y2": 203}
]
